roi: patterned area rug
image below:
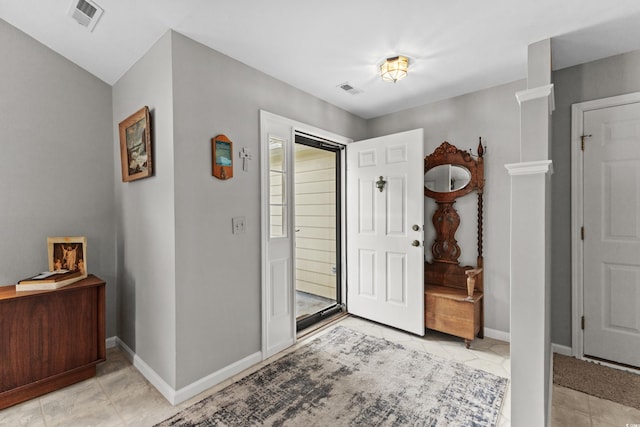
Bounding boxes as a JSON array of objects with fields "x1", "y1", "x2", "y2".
[{"x1": 157, "y1": 327, "x2": 508, "y2": 426}]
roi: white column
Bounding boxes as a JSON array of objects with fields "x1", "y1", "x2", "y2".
[
  {"x1": 506, "y1": 161, "x2": 553, "y2": 427},
  {"x1": 508, "y1": 38, "x2": 555, "y2": 427}
]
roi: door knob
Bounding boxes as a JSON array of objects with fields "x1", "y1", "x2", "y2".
[
  {"x1": 412, "y1": 224, "x2": 420, "y2": 231},
  {"x1": 411, "y1": 240, "x2": 420, "y2": 247}
]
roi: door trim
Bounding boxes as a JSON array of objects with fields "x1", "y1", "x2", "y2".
[
  {"x1": 571, "y1": 91, "x2": 640, "y2": 360},
  {"x1": 259, "y1": 110, "x2": 351, "y2": 359}
]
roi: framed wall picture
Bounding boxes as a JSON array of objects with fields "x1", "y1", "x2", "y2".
[
  {"x1": 119, "y1": 106, "x2": 152, "y2": 182},
  {"x1": 47, "y1": 236, "x2": 88, "y2": 277},
  {"x1": 212, "y1": 134, "x2": 233, "y2": 180}
]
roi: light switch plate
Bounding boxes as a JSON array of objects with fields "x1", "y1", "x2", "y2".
[{"x1": 232, "y1": 216, "x2": 246, "y2": 234}]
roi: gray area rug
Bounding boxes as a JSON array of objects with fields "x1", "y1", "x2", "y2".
[
  {"x1": 157, "y1": 326, "x2": 508, "y2": 426},
  {"x1": 554, "y1": 353, "x2": 640, "y2": 410}
]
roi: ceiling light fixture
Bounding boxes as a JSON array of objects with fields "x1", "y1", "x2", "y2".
[{"x1": 380, "y1": 55, "x2": 409, "y2": 83}]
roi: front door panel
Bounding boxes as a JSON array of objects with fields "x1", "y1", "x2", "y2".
[{"x1": 346, "y1": 129, "x2": 424, "y2": 335}]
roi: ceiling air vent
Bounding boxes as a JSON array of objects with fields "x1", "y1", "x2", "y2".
[
  {"x1": 67, "y1": 0, "x2": 104, "y2": 32},
  {"x1": 337, "y1": 82, "x2": 362, "y2": 95}
]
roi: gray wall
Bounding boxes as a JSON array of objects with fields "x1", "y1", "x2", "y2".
[
  {"x1": 112, "y1": 32, "x2": 177, "y2": 386},
  {"x1": 551, "y1": 49, "x2": 640, "y2": 346},
  {"x1": 0, "y1": 19, "x2": 116, "y2": 336},
  {"x1": 15, "y1": 9, "x2": 640, "y2": 389},
  {"x1": 170, "y1": 32, "x2": 367, "y2": 388},
  {"x1": 111, "y1": 30, "x2": 367, "y2": 389},
  {"x1": 0, "y1": 20, "x2": 366, "y2": 391},
  {"x1": 367, "y1": 79, "x2": 526, "y2": 335}
]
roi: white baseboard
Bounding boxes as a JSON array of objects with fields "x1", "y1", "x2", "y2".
[
  {"x1": 105, "y1": 336, "x2": 117, "y2": 348},
  {"x1": 551, "y1": 343, "x2": 572, "y2": 356},
  {"x1": 115, "y1": 337, "x2": 134, "y2": 361},
  {"x1": 113, "y1": 337, "x2": 262, "y2": 406},
  {"x1": 173, "y1": 351, "x2": 262, "y2": 404},
  {"x1": 114, "y1": 338, "x2": 176, "y2": 404},
  {"x1": 484, "y1": 327, "x2": 510, "y2": 343}
]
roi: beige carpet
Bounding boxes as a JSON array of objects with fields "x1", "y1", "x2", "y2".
[{"x1": 553, "y1": 353, "x2": 640, "y2": 410}]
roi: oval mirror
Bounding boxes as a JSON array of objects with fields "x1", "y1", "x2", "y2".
[{"x1": 424, "y1": 164, "x2": 471, "y2": 193}]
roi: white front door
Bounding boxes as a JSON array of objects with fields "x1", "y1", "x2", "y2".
[
  {"x1": 583, "y1": 100, "x2": 640, "y2": 368},
  {"x1": 346, "y1": 129, "x2": 424, "y2": 335}
]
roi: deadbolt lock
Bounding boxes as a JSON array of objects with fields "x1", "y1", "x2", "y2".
[
  {"x1": 411, "y1": 240, "x2": 420, "y2": 247},
  {"x1": 412, "y1": 224, "x2": 420, "y2": 231}
]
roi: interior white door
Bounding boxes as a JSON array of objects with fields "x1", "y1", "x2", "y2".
[
  {"x1": 583, "y1": 101, "x2": 640, "y2": 367},
  {"x1": 346, "y1": 129, "x2": 424, "y2": 335}
]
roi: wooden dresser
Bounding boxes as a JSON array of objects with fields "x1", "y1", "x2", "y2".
[{"x1": 0, "y1": 275, "x2": 105, "y2": 409}]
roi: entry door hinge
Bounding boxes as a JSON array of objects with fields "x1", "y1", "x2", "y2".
[
  {"x1": 580, "y1": 134, "x2": 592, "y2": 151},
  {"x1": 581, "y1": 316, "x2": 585, "y2": 330},
  {"x1": 581, "y1": 226, "x2": 584, "y2": 240}
]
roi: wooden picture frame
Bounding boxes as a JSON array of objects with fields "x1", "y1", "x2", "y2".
[
  {"x1": 119, "y1": 106, "x2": 152, "y2": 182},
  {"x1": 212, "y1": 134, "x2": 233, "y2": 180},
  {"x1": 47, "y1": 236, "x2": 88, "y2": 278}
]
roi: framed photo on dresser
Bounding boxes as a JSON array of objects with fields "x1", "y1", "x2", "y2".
[{"x1": 47, "y1": 236, "x2": 87, "y2": 277}]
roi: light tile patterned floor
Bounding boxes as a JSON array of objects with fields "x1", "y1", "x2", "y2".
[
  {"x1": 551, "y1": 384, "x2": 640, "y2": 427},
  {"x1": 0, "y1": 315, "x2": 630, "y2": 426}
]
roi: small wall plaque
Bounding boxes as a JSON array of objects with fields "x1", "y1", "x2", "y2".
[{"x1": 212, "y1": 134, "x2": 233, "y2": 180}]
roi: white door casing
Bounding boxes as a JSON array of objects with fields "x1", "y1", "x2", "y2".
[
  {"x1": 260, "y1": 111, "x2": 351, "y2": 359},
  {"x1": 572, "y1": 93, "x2": 640, "y2": 368},
  {"x1": 346, "y1": 129, "x2": 425, "y2": 336},
  {"x1": 260, "y1": 112, "x2": 296, "y2": 358}
]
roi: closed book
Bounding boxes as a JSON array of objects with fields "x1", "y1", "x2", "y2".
[{"x1": 17, "y1": 270, "x2": 84, "y2": 291}]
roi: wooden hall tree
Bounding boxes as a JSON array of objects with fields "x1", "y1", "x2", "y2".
[{"x1": 423, "y1": 139, "x2": 485, "y2": 348}]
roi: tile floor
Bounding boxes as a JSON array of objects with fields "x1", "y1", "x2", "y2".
[
  {"x1": 0, "y1": 315, "x2": 633, "y2": 426},
  {"x1": 551, "y1": 384, "x2": 640, "y2": 427}
]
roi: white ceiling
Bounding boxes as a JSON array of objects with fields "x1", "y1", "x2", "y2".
[{"x1": 2, "y1": 0, "x2": 640, "y2": 119}]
